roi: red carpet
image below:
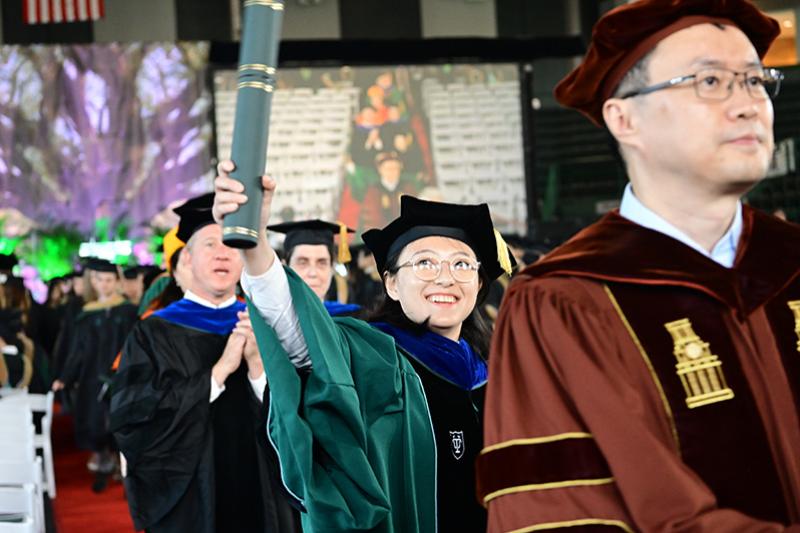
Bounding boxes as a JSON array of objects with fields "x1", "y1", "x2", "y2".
[{"x1": 51, "y1": 408, "x2": 136, "y2": 533}]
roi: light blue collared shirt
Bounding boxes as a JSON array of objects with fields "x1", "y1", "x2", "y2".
[{"x1": 618, "y1": 184, "x2": 743, "y2": 269}]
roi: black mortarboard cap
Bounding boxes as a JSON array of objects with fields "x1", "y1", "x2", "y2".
[
  {"x1": 123, "y1": 266, "x2": 142, "y2": 279},
  {"x1": 174, "y1": 192, "x2": 216, "y2": 243},
  {"x1": 362, "y1": 196, "x2": 515, "y2": 281},
  {"x1": 268, "y1": 219, "x2": 355, "y2": 264},
  {"x1": 83, "y1": 257, "x2": 119, "y2": 274},
  {"x1": 0, "y1": 253, "x2": 18, "y2": 271}
]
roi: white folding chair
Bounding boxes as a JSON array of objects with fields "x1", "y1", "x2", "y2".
[
  {"x1": 0, "y1": 401, "x2": 32, "y2": 422},
  {"x1": 1, "y1": 418, "x2": 34, "y2": 439},
  {"x1": 0, "y1": 426, "x2": 36, "y2": 463},
  {"x1": 0, "y1": 518, "x2": 35, "y2": 533},
  {"x1": 19, "y1": 394, "x2": 55, "y2": 498},
  {"x1": 0, "y1": 388, "x2": 28, "y2": 400},
  {"x1": 0, "y1": 460, "x2": 44, "y2": 533},
  {"x1": 0, "y1": 396, "x2": 32, "y2": 409},
  {"x1": 0, "y1": 412, "x2": 33, "y2": 431},
  {"x1": 0, "y1": 487, "x2": 35, "y2": 533},
  {"x1": 0, "y1": 460, "x2": 41, "y2": 489},
  {"x1": 0, "y1": 426, "x2": 34, "y2": 446},
  {"x1": 0, "y1": 393, "x2": 56, "y2": 497}
]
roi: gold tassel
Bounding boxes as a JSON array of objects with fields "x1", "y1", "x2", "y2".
[
  {"x1": 163, "y1": 226, "x2": 185, "y2": 273},
  {"x1": 337, "y1": 221, "x2": 352, "y2": 264},
  {"x1": 494, "y1": 229, "x2": 513, "y2": 276}
]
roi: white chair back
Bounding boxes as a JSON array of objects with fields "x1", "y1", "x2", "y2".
[
  {"x1": 0, "y1": 486, "x2": 34, "y2": 518},
  {"x1": 0, "y1": 459, "x2": 43, "y2": 533},
  {"x1": 1, "y1": 423, "x2": 34, "y2": 443},
  {"x1": 0, "y1": 484, "x2": 36, "y2": 533},
  {"x1": 0, "y1": 518, "x2": 35, "y2": 533},
  {"x1": 0, "y1": 445, "x2": 34, "y2": 465},
  {"x1": 0, "y1": 460, "x2": 41, "y2": 487},
  {"x1": 0, "y1": 413, "x2": 33, "y2": 431},
  {"x1": 0, "y1": 392, "x2": 55, "y2": 498},
  {"x1": 0, "y1": 396, "x2": 31, "y2": 408},
  {"x1": 0, "y1": 388, "x2": 28, "y2": 400}
]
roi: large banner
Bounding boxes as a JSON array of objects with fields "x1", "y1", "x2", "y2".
[
  {"x1": 213, "y1": 63, "x2": 527, "y2": 236},
  {"x1": 0, "y1": 43, "x2": 213, "y2": 235}
]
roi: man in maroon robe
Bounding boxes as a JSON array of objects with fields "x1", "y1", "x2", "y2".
[{"x1": 479, "y1": 1, "x2": 800, "y2": 531}]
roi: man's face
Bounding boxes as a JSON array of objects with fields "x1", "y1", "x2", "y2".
[
  {"x1": 359, "y1": 107, "x2": 377, "y2": 127},
  {"x1": 182, "y1": 224, "x2": 242, "y2": 301},
  {"x1": 174, "y1": 252, "x2": 193, "y2": 293},
  {"x1": 73, "y1": 276, "x2": 84, "y2": 296},
  {"x1": 378, "y1": 159, "x2": 403, "y2": 187},
  {"x1": 627, "y1": 23, "x2": 774, "y2": 195},
  {"x1": 91, "y1": 272, "x2": 118, "y2": 300},
  {"x1": 122, "y1": 276, "x2": 143, "y2": 303},
  {"x1": 59, "y1": 278, "x2": 72, "y2": 294},
  {"x1": 288, "y1": 244, "x2": 333, "y2": 301}
]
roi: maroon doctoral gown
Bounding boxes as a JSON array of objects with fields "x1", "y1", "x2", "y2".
[{"x1": 479, "y1": 207, "x2": 800, "y2": 533}]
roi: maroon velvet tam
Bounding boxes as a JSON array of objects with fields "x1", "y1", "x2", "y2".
[{"x1": 555, "y1": 0, "x2": 780, "y2": 127}]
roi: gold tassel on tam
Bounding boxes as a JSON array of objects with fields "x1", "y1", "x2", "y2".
[
  {"x1": 337, "y1": 221, "x2": 352, "y2": 264},
  {"x1": 494, "y1": 229, "x2": 513, "y2": 276},
  {"x1": 162, "y1": 226, "x2": 185, "y2": 273}
]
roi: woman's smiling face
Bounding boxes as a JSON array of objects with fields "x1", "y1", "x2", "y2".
[{"x1": 384, "y1": 235, "x2": 482, "y2": 341}]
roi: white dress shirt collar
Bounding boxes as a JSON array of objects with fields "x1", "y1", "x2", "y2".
[
  {"x1": 618, "y1": 183, "x2": 743, "y2": 269},
  {"x1": 184, "y1": 290, "x2": 237, "y2": 310}
]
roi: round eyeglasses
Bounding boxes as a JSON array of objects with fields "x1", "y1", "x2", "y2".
[
  {"x1": 397, "y1": 257, "x2": 481, "y2": 283},
  {"x1": 621, "y1": 67, "x2": 784, "y2": 101}
]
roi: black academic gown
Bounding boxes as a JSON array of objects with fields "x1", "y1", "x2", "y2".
[
  {"x1": 51, "y1": 294, "x2": 84, "y2": 384},
  {"x1": 20, "y1": 305, "x2": 53, "y2": 393},
  {"x1": 110, "y1": 309, "x2": 301, "y2": 533},
  {"x1": 60, "y1": 297, "x2": 137, "y2": 451},
  {"x1": 1, "y1": 344, "x2": 25, "y2": 388},
  {"x1": 1, "y1": 313, "x2": 24, "y2": 387},
  {"x1": 404, "y1": 354, "x2": 488, "y2": 533}
]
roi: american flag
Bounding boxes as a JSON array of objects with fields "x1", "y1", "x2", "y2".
[{"x1": 23, "y1": 0, "x2": 105, "y2": 24}]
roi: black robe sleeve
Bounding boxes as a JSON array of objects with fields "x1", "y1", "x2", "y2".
[
  {"x1": 58, "y1": 321, "x2": 85, "y2": 388},
  {"x1": 51, "y1": 298, "x2": 81, "y2": 380},
  {"x1": 1, "y1": 342, "x2": 25, "y2": 387},
  {"x1": 251, "y1": 383, "x2": 304, "y2": 531},
  {"x1": 110, "y1": 319, "x2": 214, "y2": 531}
]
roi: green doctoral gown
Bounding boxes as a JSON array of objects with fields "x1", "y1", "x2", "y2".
[{"x1": 248, "y1": 268, "x2": 437, "y2": 533}]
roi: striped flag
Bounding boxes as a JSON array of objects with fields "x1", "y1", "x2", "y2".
[{"x1": 23, "y1": 0, "x2": 105, "y2": 24}]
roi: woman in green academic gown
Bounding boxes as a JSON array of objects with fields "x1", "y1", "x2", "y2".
[{"x1": 213, "y1": 161, "x2": 515, "y2": 533}]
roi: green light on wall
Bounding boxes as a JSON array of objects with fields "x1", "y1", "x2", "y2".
[{"x1": 0, "y1": 238, "x2": 21, "y2": 255}]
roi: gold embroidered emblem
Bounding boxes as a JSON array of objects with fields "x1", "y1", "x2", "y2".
[
  {"x1": 381, "y1": 194, "x2": 390, "y2": 209},
  {"x1": 664, "y1": 318, "x2": 734, "y2": 409},
  {"x1": 788, "y1": 301, "x2": 800, "y2": 352}
]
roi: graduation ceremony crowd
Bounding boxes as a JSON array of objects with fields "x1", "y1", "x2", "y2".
[{"x1": 5, "y1": 0, "x2": 800, "y2": 531}]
